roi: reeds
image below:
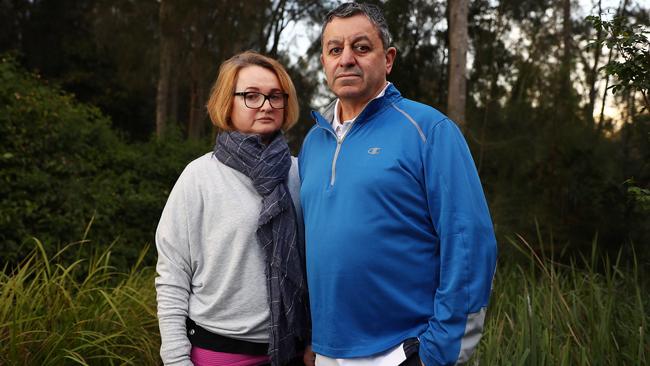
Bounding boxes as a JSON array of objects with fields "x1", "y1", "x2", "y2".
[
  {"x1": 1, "y1": 234, "x2": 647, "y2": 365},
  {"x1": 1, "y1": 238, "x2": 160, "y2": 365},
  {"x1": 476, "y1": 234, "x2": 648, "y2": 365}
]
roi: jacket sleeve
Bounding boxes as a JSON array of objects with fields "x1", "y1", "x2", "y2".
[
  {"x1": 155, "y1": 169, "x2": 194, "y2": 366},
  {"x1": 419, "y1": 119, "x2": 497, "y2": 365}
]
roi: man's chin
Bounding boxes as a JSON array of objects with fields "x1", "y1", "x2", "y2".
[{"x1": 333, "y1": 86, "x2": 364, "y2": 99}]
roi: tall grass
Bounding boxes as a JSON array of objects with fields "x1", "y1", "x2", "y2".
[
  {"x1": 0, "y1": 238, "x2": 160, "y2": 365},
  {"x1": 1, "y1": 234, "x2": 648, "y2": 365},
  {"x1": 476, "y1": 234, "x2": 648, "y2": 365}
]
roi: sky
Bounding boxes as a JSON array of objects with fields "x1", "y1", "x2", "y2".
[
  {"x1": 277, "y1": 0, "x2": 636, "y2": 117},
  {"x1": 278, "y1": 0, "x2": 627, "y2": 60}
]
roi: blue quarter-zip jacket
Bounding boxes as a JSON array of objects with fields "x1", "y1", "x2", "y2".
[{"x1": 298, "y1": 84, "x2": 497, "y2": 366}]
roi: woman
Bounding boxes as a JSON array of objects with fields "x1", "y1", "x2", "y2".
[{"x1": 155, "y1": 51, "x2": 309, "y2": 366}]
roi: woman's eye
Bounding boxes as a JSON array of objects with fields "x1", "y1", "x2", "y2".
[
  {"x1": 269, "y1": 94, "x2": 283, "y2": 102},
  {"x1": 245, "y1": 93, "x2": 261, "y2": 102}
]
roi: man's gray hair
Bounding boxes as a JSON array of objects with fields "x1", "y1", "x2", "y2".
[{"x1": 321, "y1": 2, "x2": 392, "y2": 50}]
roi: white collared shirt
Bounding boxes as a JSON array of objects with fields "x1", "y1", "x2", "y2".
[
  {"x1": 315, "y1": 344, "x2": 407, "y2": 366},
  {"x1": 331, "y1": 82, "x2": 391, "y2": 140}
]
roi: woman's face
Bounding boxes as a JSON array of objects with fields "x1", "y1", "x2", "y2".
[{"x1": 230, "y1": 65, "x2": 285, "y2": 140}]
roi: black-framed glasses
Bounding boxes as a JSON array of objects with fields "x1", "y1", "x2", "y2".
[{"x1": 234, "y1": 91, "x2": 288, "y2": 109}]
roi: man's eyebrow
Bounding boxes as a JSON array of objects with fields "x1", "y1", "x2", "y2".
[
  {"x1": 350, "y1": 35, "x2": 372, "y2": 44},
  {"x1": 325, "y1": 34, "x2": 373, "y2": 47},
  {"x1": 325, "y1": 38, "x2": 343, "y2": 47}
]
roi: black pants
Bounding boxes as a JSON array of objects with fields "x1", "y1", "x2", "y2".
[
  {"x1": 398, "y1": 337, "x2": 421, "y2": 366},
  {"x1": 259, "y1": 357, "x2": 306, "y2": 366}
]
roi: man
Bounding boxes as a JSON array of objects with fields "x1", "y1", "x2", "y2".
[{"x1": 298, "y1": 2, "x2": 497, "y2": 366}]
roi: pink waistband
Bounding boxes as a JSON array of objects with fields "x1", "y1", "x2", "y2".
[{"x1": 191, "y1": 346, "x2": 270, "y2": 366}]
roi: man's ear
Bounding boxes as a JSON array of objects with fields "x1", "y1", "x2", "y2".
[{"x1": 385, "y1": 47, "x2": 397, "y2": 75}]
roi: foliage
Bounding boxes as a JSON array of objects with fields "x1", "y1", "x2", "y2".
[
  {"x1": 587, "y1": 13, "x2": 650, "y2": 109},
  {"x1": 0, "y1": 56, "x2": 208, "y2": 269},
  {"x1": 0, "y1": 0, "x2": 157, "y2": 140},
  {"x1": 628, "y1": 185, "x2": 650, "y2": 210},
  {"x1": 384, "y1": 0, "x2": 449, "y2": 110},
  {"x1": 627, "y1": 180, "x2": 650, "y2": 212},
  {"x1": 0, "y1": 239, "x2": 160, "y2": 365},
  {"x1": 2, "y1": 234, "x2": 648, "y2": 365},
  {"x1": 2, "y1": 0, "x2": 650, "y2": 264},
  {"x1": 586, "y1": 12, "x2": 650, "y2": 219},
  {"x1": 461, "y1": 1, "x2": 650, "y2": 254},
  {"x1": 476, "y1": 236, "x2": 649, "y2": 365}
]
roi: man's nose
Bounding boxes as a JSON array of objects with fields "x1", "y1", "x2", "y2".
[{"x1": 339, "y1": 46, "x2": 356, "y2": 67}]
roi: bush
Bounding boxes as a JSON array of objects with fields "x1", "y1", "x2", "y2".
[{"x1": 0, "y1": 56, "x2": 208, "y2": 269}]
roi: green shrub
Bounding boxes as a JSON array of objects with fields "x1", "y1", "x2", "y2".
[{"x1": 0, "y1": 55, "x2": 208, "y2": 269}]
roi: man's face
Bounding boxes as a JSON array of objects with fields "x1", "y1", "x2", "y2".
[{"x1": 321, "y1": 14, "x2": 396, "y2": 106}]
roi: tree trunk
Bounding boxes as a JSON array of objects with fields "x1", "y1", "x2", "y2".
[
  {"x1": 561, "y1": 0, "x2": 573, "y2": 91},
  {"x1": 155, "y1": 0, "x2": 174, "y2": 138},
  {"x1": 447, "y1": 0, "x2": 469, "y2": 128},
  {"x1": 585, "y1": 0, "x2": 603, "y2": 126},
  {"x1": 188, "y1": 79, "x2": 207, "y2": 140},
  {"x1": 186, "y1": 11, "x2": 210, "y2": 140},
  {"x1": 556, "y1": 0, "x2": 573, "y2": 125},
  {"x1": 170, "y1": 71, "x2": 179, "y2": 125},
  {"x1": 598, "y1": 0, "x2": 628, "y2": 131}
]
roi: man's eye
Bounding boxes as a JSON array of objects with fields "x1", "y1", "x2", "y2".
[
  {"x1": 329, "y1": 47, "x2": 342, "y2": 55},
  {"x1": 355, "y1": 45, "x2": 370, "y2": 52}
]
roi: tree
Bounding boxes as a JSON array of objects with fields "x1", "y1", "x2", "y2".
[
  {"x1": 447, "y1": 0, "x2": 469, "y2": 127},
  {"x1": 583, "y1": 0, "x2": 604, "y2": 125},
  {"x1": 587, "y1": 5, "x2": 649, "y2": 111},
  {"x1": 156, "y1": 0, "x2": 176, "y2": 138},
  {"x1": 587, "y1": 5, "x2": 650, "y2": 222},
  {"x1": 382, "y1": 0, "x2": 448, "y2": 110},
  {"x1": 154, "y1": 0, "x2": 322, "y2": 140}
]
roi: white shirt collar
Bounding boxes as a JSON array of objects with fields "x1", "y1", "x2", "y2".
[{"x1": 331, "y1": 82, "x2": 391, "y2": 138}]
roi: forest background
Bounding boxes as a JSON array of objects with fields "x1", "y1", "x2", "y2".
[{"x1": 1, "y1": 0, "x2": 649, "y2": 364}]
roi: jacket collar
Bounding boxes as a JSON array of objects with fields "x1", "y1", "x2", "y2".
[{"x1": 311, "y1": 83, "x2": 402, "y2": 130}]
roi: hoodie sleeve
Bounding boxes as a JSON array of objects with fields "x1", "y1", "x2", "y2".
[{"x1": 419, "y1": 119, "x2": 497, "y2": 365}]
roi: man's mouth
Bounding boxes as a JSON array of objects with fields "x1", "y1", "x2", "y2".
[{"x1": 337, "y1": 73, "x2": 361, "y2": 78}]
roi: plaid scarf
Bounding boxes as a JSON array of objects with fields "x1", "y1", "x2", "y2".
[{"x1": 214, "y1": 131, "x2": 309, "y2": 366}]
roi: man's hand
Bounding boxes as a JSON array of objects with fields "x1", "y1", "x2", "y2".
[{"x1": 303, "y1": 345, "x2": 316, "y2": 366}]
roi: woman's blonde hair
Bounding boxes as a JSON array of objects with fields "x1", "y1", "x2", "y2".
[{"x1": 206, "y1": 51, "x2": 299, "y2": 131}]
